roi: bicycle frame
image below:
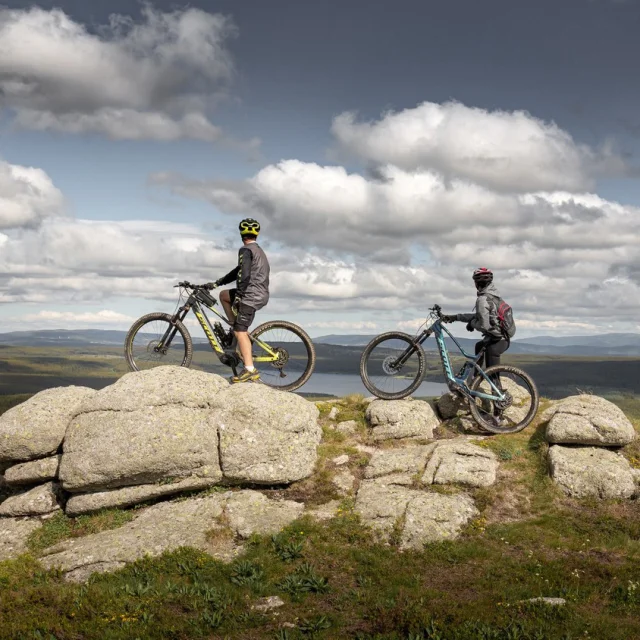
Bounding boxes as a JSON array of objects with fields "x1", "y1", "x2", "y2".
[
  {"x1": 403, "y1": 316, "x2": 506, "y2": 402},
  {"x1": 156, "y1": 289, "x2": 279, "y2": 363}
]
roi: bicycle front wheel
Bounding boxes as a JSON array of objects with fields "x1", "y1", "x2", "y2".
[
  {"x1": 249, "y1": 321, "x2": 315, "y2": 392},
  {"x1": 125, "y1": 312, "x2": 193, "y2": 372},
  {"x1": 360, "y1": 332, "x2": 426, "y2": 400},
  {"x1": 468, "y1": 365, "x2": 539, "y2": 434}
]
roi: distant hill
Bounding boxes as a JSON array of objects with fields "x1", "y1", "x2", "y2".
[
  {"x1": 513, "y1": 333, "x2": 640, "y2": 348},
  {"x1": 0, "y1": 329, "x2": 207, "y2": 347},
  {"x1": 313, "y1": 332, "x2": 640, "y2": 356},
  {"x1": 0, "y1": 329, "x2": 638, "y2": 356}
]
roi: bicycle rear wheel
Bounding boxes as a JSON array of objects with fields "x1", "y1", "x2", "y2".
[
  {"x1": 468, "y1": 365, "x2": 539, "y2": 434},
  {"x1": 125, "y1": 312, "x2": 193, "y2": 372},
  {"x1": 249, "y1": 321, "x2": 315, "y2": 391},
  {"x1": 360, "y1": 332, "x2": 426, "y2": 400}
]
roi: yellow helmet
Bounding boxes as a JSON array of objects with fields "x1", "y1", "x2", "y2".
[{"x1": 239, "y1": 218, "x2": 260, "y2": 237}]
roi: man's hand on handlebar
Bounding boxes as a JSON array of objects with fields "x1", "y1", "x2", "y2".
[
  {"x1": 174, "y1": 281, "x2": 217, "y2": 290},
  {"x1": 441, "y1": 314, "x2": 458, "y2": 323}
]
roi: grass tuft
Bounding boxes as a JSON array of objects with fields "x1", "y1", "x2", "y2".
[{"x1": 27, "y1": 509, "x2": 135, "y2": 554}]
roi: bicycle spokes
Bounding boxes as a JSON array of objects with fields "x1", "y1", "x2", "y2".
[
  {"x1": 471, "y1": 369, "x2": 537, "y2": 433},
  {"x1": 126, "y1": 315, "x2": 190, "y2": 370},
  {"x1": 249, "y1": 322, "x2": 315, "y2": 391},
  {"x1": 360, "y1": 332, "x2": 426, "y2": 400}
]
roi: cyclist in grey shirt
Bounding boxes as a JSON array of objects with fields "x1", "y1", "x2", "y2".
[{"x1": 206, "y1": 218, "x2": 270, "y2": 383}]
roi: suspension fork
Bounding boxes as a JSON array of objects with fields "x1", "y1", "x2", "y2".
[
  {"x1": 394, "y1": 329, "x2": 431, "y2": 367},
  {"x1": 156, "y1": 303, "x2": 191, "y2": 351}
]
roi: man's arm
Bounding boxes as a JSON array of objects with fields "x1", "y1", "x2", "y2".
[
  {"x1": 216, "y1": 266, "x2": 240, "y2": 287},
  {"x1": 456, "y1": 312, "x2": 475, "y2": 323},
  {"x1": 470, "y1": 296, "x2": 492, "y2": 332},
  {"x1": 236, "y1": 247, "x2": 253, "y2": 298}
]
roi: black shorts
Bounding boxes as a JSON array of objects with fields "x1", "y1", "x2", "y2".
[{"x1": 229, "y1": 289, "x2": 256, "y2": 332}]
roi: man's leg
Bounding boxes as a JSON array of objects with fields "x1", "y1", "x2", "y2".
[
  {"x1": 231, "y1": 303, "x2": 259, "y2": 383},
  {"x1": 485, "y1": 339, "x2": 509, "y2": 394},
  {"x1": 474, "y1": 340, "x2": 486, "y2": 369},
  {"x1": 236, "y1": 331, "x2": 254, "y2": 369},
  {"x1": 219, "y1": 289, "x2": 235, "y2": 323},
  {"x1": 485, "y1": 339, "x2": 508, "y2": 369}
]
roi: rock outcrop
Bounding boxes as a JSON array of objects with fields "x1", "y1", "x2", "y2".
[
  {"x1": 548, "y1": 446, "x2": 637, "y2": 499},
  {"x1": 211, "y1": 383, "x2": 321, "y2": 484},
  {"x1": 546, "y1": 395, "x2": 636, "y2": 447},
  {"x1": 4, "y1": 456, "x2": 61, "y2": 486},
  {"x1": 421, "y1": 441, "x2": 498, "y2": 488},
  {"x1": 60, "y1": 369, "x2": 227, "y2": 492},
  {"x1": 0, "y1": 366, "x2": 323, "y2": 521},
  {"x1": 2, "y1": 370, "x2": 638, "y2": 585},
  {"x1": 544, "y1": 395, "x2": 637, "y2": 498},
  {"x1": 0, "y1": 386, "x2": 95, "y2": 462},
  {"x1": 0, "y1": 482, "x2": 60, "y2": 517},
  {"x1": 355, "y1": 480, "x2": 478, "y2": 549},
  {"x1": 0, "y1": 517, "x2": 42, "y2": 561},
  {"x1": 364, "y1": 441, "x2": 498, "y2": 488},
  {"x1": 366, "y1": 398, "x2": 439, "y2": 441},
  {"x1": 41, "y1": 490, "x2": 304, "y2": 582}
]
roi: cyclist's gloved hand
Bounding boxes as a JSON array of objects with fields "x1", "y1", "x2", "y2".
[
  {"x1": 466, "y1": 321, "x2": 474, "y2": 332},
  {"x1": 442, "y1": 314, "x2": 457, "y2": 323},
  {"x1": 204, "y1": 281, "x2": 220, "y2": 290}
]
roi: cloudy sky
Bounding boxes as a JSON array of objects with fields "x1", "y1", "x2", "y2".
[{"x1": 1, "y1": 0, "x2": 639, "y2": 338}]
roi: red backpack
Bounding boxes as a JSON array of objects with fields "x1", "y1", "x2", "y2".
[{"x1": 490, "y1": 295, "x2": 516, "y2": 341}]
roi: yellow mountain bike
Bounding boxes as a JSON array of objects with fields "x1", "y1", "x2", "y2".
[{"x1": 124, "y1": 281, "x2": 316, "y2": 391}]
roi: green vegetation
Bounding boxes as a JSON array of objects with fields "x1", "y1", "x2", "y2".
[
  {"x1": 1, "y1": 497, "x2": 639, "y2": 639},
  {"x1": 27, "y1": 510, "x2": 136, "y2": 555}
]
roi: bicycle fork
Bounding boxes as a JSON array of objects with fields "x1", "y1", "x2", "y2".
[{"x1": 156, "y1": 306, "x2": 189, "y2": 353}]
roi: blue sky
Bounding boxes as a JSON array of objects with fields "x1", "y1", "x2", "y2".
[{"x1": 0, "y1": 0, "x2": 639, "y2": 338}]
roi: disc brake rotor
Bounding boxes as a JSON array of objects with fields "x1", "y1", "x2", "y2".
[
  {"x1": 494, "y1": 391, "x2": 513, "y2": 410},
  {"x1": 148, "y1": 340, "x2": 165, "y2": 355},
  {"x1": 382, "y1": 355, "x2": 401, "y2": 375},
  {"x1": 270, "y1": 347, "x2": 290, "y2": 369}
]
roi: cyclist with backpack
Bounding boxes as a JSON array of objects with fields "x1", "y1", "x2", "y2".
[
  {"x1": 205, "y1": 218, "x2": 270, "y2": 383},
  {"x1": 443, "y1": 267, "x2": 516, "y2": 381}
]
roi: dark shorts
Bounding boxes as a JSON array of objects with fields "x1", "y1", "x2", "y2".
[{"x1": 229, "y1": 289, "x2": 256, "y2": 332}]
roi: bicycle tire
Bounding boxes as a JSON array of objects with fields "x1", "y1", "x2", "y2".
[
  {"x1": 468, "y1": 364, "x2": 539, "y2": 434},
  {"x1": 360, "y1": 331, "x2": 426, "y2": 400},
  {"x1": 249, "y1": 320, "x2": 316, "y2": 392},
  {"x1": 125, "y1": 312, "x2": 193, "y2": 372}
]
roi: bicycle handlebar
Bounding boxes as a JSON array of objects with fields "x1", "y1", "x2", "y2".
[
  {"x1": 174, "y1": 281, "x2": 208, "y2": 290},
  {"x1": 429, "y1": 304, "x2": 443, "y2": 319}
]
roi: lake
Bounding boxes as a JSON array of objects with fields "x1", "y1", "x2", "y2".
[{"x1": 295, "y1": 372, "x2": 447, "y2": 397}]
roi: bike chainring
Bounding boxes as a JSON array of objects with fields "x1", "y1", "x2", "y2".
[{"x1": 220, "y1": 352, "x2": 241, "y2": 368}]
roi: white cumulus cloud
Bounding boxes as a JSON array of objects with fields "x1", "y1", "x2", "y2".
[
  {"x1": 332, "y1": 101, "x2": 626, "y2": 192},
  {"x1": 0, "y1": 159, "x2": 65, "y2": 229},
  {"x1": 151, "y1": 99, "x2": 640, "y2": 333},
  {"x1": 0, "y1": 4, "x2": 237, "y2": 142}
]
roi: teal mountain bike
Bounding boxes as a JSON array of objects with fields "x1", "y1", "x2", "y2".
[{"x1": 359, "y1": 304, "x2": 539, "y2": 434}]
